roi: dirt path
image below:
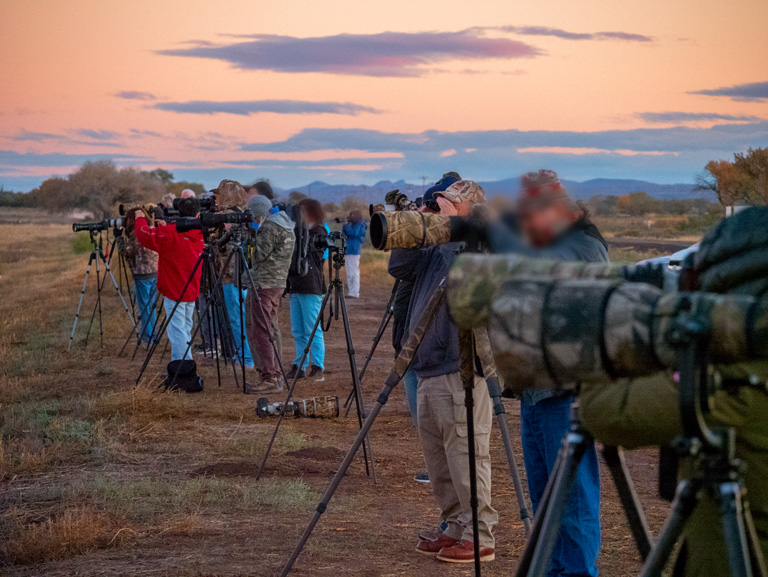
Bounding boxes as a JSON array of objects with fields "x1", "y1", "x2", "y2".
[{"x1": 1, "y1": 224, "x2": 670, "y2": 577}]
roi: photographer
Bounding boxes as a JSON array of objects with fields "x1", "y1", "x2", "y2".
[
  {"x1": 389, "y1": 180, "x2": 498, "y2": 564},
  {"x1": 285, "y1": 199, "x2": 326, "y2": 382},
  {"x1": 116, "y1": 208, "x2": 158, "y2": 343},
  {"x1": 213, "y1": 180, "x2": 255, "y2": 371},
  {"x1": 342, "y1": 210, "x2": 366, "y2": 298},
  {"x1": 133, "y1": 198, "x2": 203, "y2": 363},
  {"x1": 388, "y1": 175, "x2": 459, "y2": 483},
  {"x1": 577, "y1": 208, "x2": 768, "y2": 577},
  {"x1": 488, "y1": 170, "x2": 607, "y2": 577},
  {"x1": 245, "y1": 195, "x2": 296, "y2": 394}
]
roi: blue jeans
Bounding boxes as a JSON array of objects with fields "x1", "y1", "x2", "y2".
[
  {"x1": 134, "y1": 277, "x2": 157, "y2": 343},
  {"x1": 403, "y1": 369, "x2": 418, "y2": 426},
  {"x1": 222, "y1": 283, "x2": 254, "y2": 367},
  {"x1": 163, "y1": 298, "x2": 195, "y2": 361},
  {"x1": 289, "y1": 293, "x2": 324, "y2": 370},
  {"x1": 521, "y1": 395, "x2": 601, "y2": 577}
]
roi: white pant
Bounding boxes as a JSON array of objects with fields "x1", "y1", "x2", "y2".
[
  {"x1": 345, "y1": 254, "x2": 361, "y2": 298},
  {"x1": 163, "y1": 298, "x2": 195, "y2": 361}
]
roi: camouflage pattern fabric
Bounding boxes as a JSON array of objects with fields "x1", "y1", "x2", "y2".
[
  {"x1": 392, "y1": 279, "x2": 447, "y2": 380},
  {"x1": 453, "y1": 273, "x2": 768, "y2": 394},
  {"x1": 435, "y1": 179, "x2": 487, "y2": 206},
  {"x1": 248, "y1": 219, "x2": 296, "y2": 290},
  {"x1": 447, "y1": 253, "x2": 626, "y2": 329},
  {"x1": 116, "y1": 232, "x2": 158, "y2": 277},
  {"x1": 375, "y1": 211, "x2": 452, "y2": 251}
]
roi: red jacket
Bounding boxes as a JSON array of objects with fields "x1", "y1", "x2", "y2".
[{"x1": 134, "y1": 216, "x2": 204, "y2": 302}]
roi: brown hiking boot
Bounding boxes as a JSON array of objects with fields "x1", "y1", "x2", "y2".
[
  {"x1": 245, "y1": 375, "x2": 284, "y2": 395},
  {"x1": 437, "y1": 540, "x2": 495, "y2": 563},
  {"x1": 416, "y1": 534, "x2": 458, "y2": 555}
]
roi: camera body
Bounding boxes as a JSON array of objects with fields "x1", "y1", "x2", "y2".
[{"x1": 312, "y1": 230, "x2": 346, "y2": 251}]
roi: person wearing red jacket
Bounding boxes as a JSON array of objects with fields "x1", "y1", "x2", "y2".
[{"x1": 134, "y1": 198, "x2": 204, "y2": 361}]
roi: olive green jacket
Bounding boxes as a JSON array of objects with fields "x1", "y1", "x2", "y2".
[
  {"x1": 580, "y1": 374, "x2": 768, "y2": 576},
  {"x1": 248, "y1": 212, "x2": 295, "y2": 290}
]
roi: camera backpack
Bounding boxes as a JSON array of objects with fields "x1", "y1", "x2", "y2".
[{"x1": 161, "y1": 360, "x2": 204, "y2": 393}]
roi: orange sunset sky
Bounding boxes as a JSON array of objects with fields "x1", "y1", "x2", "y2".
[{"x1": 1, "y1": 0, "x2": 766, "y2": 191}]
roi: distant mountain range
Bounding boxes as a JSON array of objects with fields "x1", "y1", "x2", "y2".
[{"x1": 274, "y1": 178, "x2": 712, "y2": 204}]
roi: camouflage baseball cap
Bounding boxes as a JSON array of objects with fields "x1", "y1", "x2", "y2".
[
  {"x1": 435, "y1": 179, "x2": 486, "y2": 205},
  {"x1": 518, "y1": 169, "x2": 569, "y2": 210}
]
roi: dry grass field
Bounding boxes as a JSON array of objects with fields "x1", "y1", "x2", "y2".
[{"x1": 1, "y1": 208, "x2": 679, "y2": 576}]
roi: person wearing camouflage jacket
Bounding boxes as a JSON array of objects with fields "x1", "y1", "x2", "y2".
[
  {"x1": 116, "y1": 215, "x2": 159, "y2": 343},
  {"x1": 245, "y1": 195, "x2": 295, "y2": 393},
  {"x1": 580, "y1": 207, "x2": 768, "y2": 577}
]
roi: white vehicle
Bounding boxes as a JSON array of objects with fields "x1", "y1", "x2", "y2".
[{"x1": 636, "y1": 242, "x2": 699, "y2": 270}]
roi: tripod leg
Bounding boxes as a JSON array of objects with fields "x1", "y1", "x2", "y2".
[
  {"x1": 602, "y1": 446, "x2": 653, "y2": 560},
  {"x1": 639, "y1": 479, "x2": 701, "y2": 577},
  {"x1": 343, "y1": 280, "x2": 399, "y2": 413},
  {"x1": 743, "y1": 497, "x2": 768, "y2": 577},
  {"x1": 343, "y1": 307, "x2": 393, "y2": 415},
  {"x1": 281, "y1": 281, "x2": 446, "y2": 576},
  {"x1": 137, "y1": 252, "x2": 204, "y2": 384},
  {"x1": 458, "y1": 329, "x2": 482, "y2": 575},
  {"x1": 337, "y1": 287, "x2": 377, "y2": 482},
  {"x1": 101, "y1": 250, "x2": 137, "y2": 331},
  {"x1": 474, "y1": 329, "x2": 532, "y2": 535},
  {"x1": 68, "y1": 252, "x2": 96, "y2": 350},
  {"x1": 95, "y1": 253, "x2": 104, "y2": 347},
  {"x1": 720, "y1": 481, "x2": 753, "y2": 577},
  {"x1": 527, "y1": 428, "x2": 592, "y2": 577}
]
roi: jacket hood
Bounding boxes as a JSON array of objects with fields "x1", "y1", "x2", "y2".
[{"x1": 267, "y1": 210, "x2": 295, "y2": 231}]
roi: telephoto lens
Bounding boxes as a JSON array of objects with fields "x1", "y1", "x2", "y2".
[{"x1": 256, "y1": 396, "x2": 340, "y2": 418}]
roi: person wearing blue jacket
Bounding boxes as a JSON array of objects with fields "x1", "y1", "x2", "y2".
[{"x1": 342, "y1": 210, "x2": 366, "y2": 298}]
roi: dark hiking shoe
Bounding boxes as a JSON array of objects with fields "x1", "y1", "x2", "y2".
[
  {"x1": 307, "y1": 365, "x2": 325, "y2": 382},
  {"x1": 286, "y1": 365, "x2": 305, "y2": 381}
]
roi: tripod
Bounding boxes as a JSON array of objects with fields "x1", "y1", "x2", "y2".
[
  {"x1": 342, "y1": 278, "x2": 401, "y2": 416},
  {"x1": 135, "y1": 230, "x2": 240, "y2": 390},
  {"x1": 68, "y1": 229, "x2": 137, "y2": 350},
  {"x1": 256, "y1": 240, "x2": 375, "y2": 481},
  {"x1": 281, "y1": 279, "x2": 531, "y2": 576},
  {"x1": 638, "y1": 312, "x2": 767, "y2": 577},
  {"x1": 512, "y1": 401, "x2": 653, "y2": 576}
]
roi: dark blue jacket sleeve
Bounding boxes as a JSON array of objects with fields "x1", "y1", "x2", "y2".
[{"x1": 388, "y1": 248, "x2": 422, "y2": 281}]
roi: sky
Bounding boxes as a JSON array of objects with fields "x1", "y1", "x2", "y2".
[{"x1": 1, "y1": 0, "x2": 767, "y2": 191}]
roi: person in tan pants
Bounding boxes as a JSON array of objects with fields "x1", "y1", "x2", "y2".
[
  {"x1": 388, "y1": 179, "x2": 497, "y2": 563},
  {"x1": 417, "y1": 373, "x2": 497, "y2": 561}
]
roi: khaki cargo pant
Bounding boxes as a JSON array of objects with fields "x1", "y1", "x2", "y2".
[{"x1": 417, "y1": 372, "x2": 498, "y2": 548}]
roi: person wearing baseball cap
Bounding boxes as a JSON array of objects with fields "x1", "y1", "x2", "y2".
[
  {"x1": 486, "y1": 169, "x2": 608, "y2": 577},
  {"x1": 390, "y1": 177, "x2": 498, "y2": 564}
]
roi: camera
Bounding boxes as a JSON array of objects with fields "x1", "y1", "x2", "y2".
[
  {"x1": 311, "y1": 231, "x2": 346, "y2": 251},
  {"x1": 174, "y1": 209, "x2": 254, "y2": 233},
  {"x1": 72, "y1": 219, "x2": 123, "y2": 233},
  {"x1": 172, "y1": 196, "x2": 216, "y2": 214}
]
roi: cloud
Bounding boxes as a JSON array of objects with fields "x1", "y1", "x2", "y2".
[
  {"x1": 115, "y1": 91, "x2": 158, "y2": 101},
  {"x1": 76, "y1": 129, "x2": 117, "y2": 141},
  {"x1": 0, "y1": 150, "x2": 142, "y2": 167},
  {"x1": 637, "y1": 111, "x2": 761, "y2": 123},
  {"x1": 689, "y1": 81, "x2": 768, "y2": 102},
  {"x1": 153, "y1": 99, "x2": 381, "y2": 116},
  {"x1": 501, "y1": 26, "x2": 652, "y2": 42},
  {"x1": 12, "y1": 131, "x2": 64, "y2": 142},
  {"x1": 157, "y1": 29, "x2": 541, "y2": 77}
]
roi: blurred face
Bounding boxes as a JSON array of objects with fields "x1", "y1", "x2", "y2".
[{"x1": 520, "y1": 202, "x2": 576, "y2": 247}]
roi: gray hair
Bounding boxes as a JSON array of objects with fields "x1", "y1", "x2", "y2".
[{"x1": 247, "y1": 195, "x2": 273, "y2": 221}]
